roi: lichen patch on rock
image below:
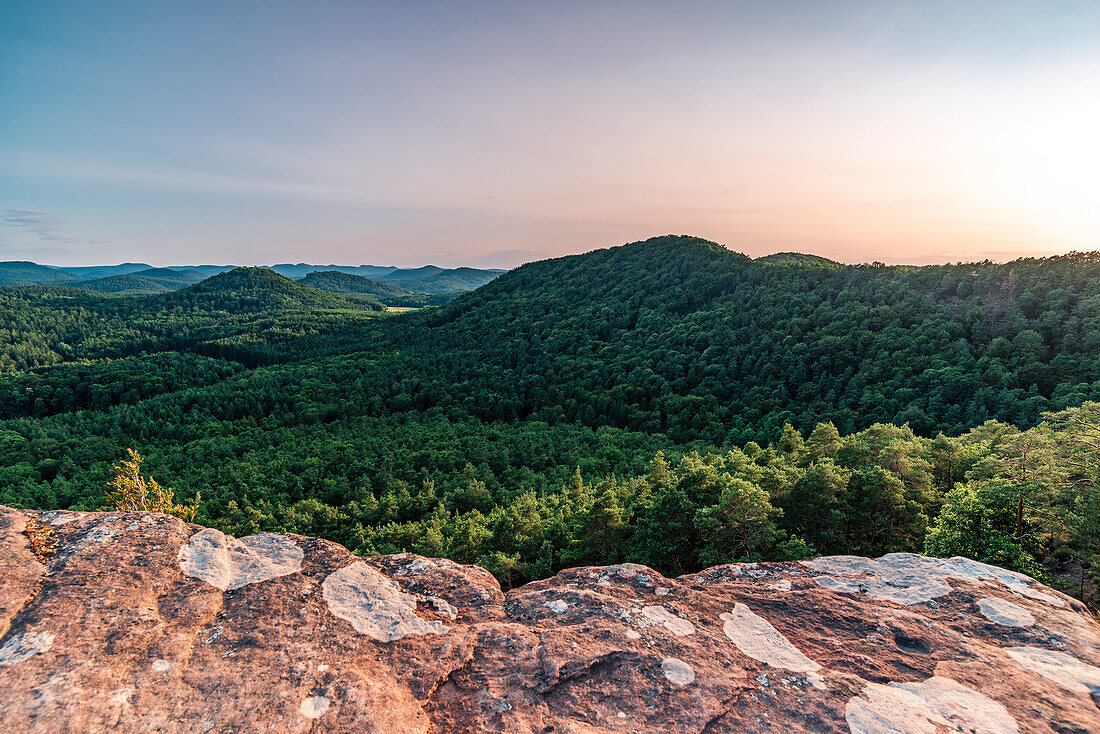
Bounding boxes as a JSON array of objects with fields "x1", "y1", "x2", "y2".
[
  {"x1": 941, "y1": 556, "x2": 1065, "y2": 607},
  {"x1": 299, "y1": 695, "x2": 330, "y2": 719},
  {"x1": 321, "y1": 562, "x2": 447, "y2": 641},
  {"x1": 977, "y1": 597, "x2": 1035, "y2": 627},
  {"x1": 0, "y1": 631, "x2": 54, "y2": 666},
  {"x1": 1005, "y1": 646, "x2": 1100, "y2": 695},
  {"x1": 845, "y1": 676, "x2": 1018, "y2": 734},
  {"x1": 543, "y1": 599, "x2": 568, "y2": 614},
  {"x1": 661, "y1": 657, "x2": 695, "y2": 687},
  {"x1": 803, "y1": 553, "x2": 1067, "y2": 607},
  {"x1": 639, "y1": 605, "x2": 695, "y2": 636},
  {"x1": 720, "y1": 603, "x2": 820, "y2": 673},
  {"x1": 178, "y1": 528, "x2": 303, "y2": 591},
  {"x1": 803, "y1": 554, "x2": 954, "y2": 605}
]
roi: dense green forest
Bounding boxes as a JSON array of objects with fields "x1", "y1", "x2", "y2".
[
  {"x1": 298, "y1": 271, "x2": 451, "y2": 307},
  {"x1": 2, "y1": 236, "x2": 1099, "y2": 602}
]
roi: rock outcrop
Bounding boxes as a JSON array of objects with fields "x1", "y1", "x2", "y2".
[{"x1": 1, "y1": 506, "x2": 1098, "y2": 733}]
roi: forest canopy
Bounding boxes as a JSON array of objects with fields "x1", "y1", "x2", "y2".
[{"x1": 2, "y1": 237, "x2": 1099, "y2": 602}]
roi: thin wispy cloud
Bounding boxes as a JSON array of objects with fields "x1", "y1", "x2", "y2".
[{"x1": 1, "y1": 209, "x2": 78, "y2": 243}]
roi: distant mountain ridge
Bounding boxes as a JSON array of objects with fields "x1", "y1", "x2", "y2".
[
  {"x1": 0, "y1": 259, "x2": 507, "y2": 304},
  {"x1": 0, "y1": 262, "x2": 80, "y2": 286},
  {"x1": 79, "y1": 268, "x2": 210, "y2": 294}
]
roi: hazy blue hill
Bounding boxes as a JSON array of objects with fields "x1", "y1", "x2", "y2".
[
  {"x1": 379, "y1": 265, "x2": 446, "y2": 281},
  {"x1": 160, "y1": 266, "x2": 385, "y2": 311},
  {"x1": 80, "y1": 267, "x2": 210, "y2": 294},
  {"x1": 136, "y1": 266, "x2": 205, "y2": 280},
  {"x1": 51, "y1": 263, "x2": 153, "y2": 279},
  {"x1": 347, "y1": 265, "x2": 400, "y2": 279},
  {"x1": 172, "y1": 265, "x2": 237, "y2": 277},
  {"x1": 407, "y1": 266, "x2": 504, "y2": 293},
  {"x1": 0, "y1": 262, "x2": 81, "y2": 286},
  {"x1": 268, "y1": 263, "x2": 399, "y2": 280},
  {"x1": 756, "y1": 252, "x2": 842, "y2": 269},
  {"x1": 0, "y1": 259, "x2": 503, "y2": 295},
  {"x1": 269, "y1": 263, "x2": 340, "y2": 279}
]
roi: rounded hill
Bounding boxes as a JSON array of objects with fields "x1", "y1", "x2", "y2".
[{"x1": 159, "y1": 267, "x2": 384, "y2": 311}]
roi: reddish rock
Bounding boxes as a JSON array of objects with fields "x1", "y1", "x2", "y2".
[{"x1": 1, "y1": 505, "x2": 1098, "y2": 733}]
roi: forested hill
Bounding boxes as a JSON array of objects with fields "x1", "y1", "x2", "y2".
[
  {"x1": 299, "y1": 270, "x2": 404, "y2": 297},
  {"x1": 158, "y1": 267, "x2": 385, "y2": 312},
  {"x1": 755, "y1": 252, "x2": 842, "y2": 268},
  {"x1": 383, "y1": 235, "x2": 1100, "y2": 443},
  {"x1": 3, "y1": 234, "x2": 1100, "y2": 601}
]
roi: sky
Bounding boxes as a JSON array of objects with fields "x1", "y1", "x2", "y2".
[{"x1": 2, "y1": 0, "x2": 1100, "y2": 268}]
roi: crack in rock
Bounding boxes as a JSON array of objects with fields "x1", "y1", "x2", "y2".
[
  {"x1": 846, "y1": 676, "x2": 1018, "y2": 734},
  {"x1": 322, "y1": 562, "x2": 447, "y2": 641},
  {"x1": 178, "y1": 528, "x2": 302, "y2": 591}
]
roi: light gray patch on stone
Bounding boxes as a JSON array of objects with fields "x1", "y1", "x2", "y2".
[
  {"x1": 322, "y1": 562, "x2": 447, "y2": 641},
  {"x1": 661, "y1": 657, "x2": 695, "y2": 687},
  {"x1": 768, "y1": 579, "x2": 792, "y2": 592},
  {"x1": 544, "y1": 599, "x2": 568, "y2": 614},
  {"x1": 802, "y1": 555, "x2": 879, "y2": 576},
  {"x1": 640, "y1": 605, "x2": 695, "y2": 636},
  {"x1": 299, "y1": 695, "x2": 330, "y2": 719},
  {"x1": 803, "y1": 553, "x2": 1063, "y2": 607},
  {"x1": 805, "y1": 554, "x2": 952, "y2": 605},
  {"x1": 977, "y1": 597, "x2": 1035, "y2": 627},
  {"x1": 178, "y1": 528, "x2": 303, "y2": 591},
  {"x1": 942, "y1": 557, "x2": 1065, "y2": 607},
  {"x1": 0, "y1": 631, "x2": 54, "y2": 665},
  {"x1": 1006, "y1": 646, "x2": 1100, "y2": 695},
  {"x1": 151, "y1": 659, "x2": 170, "y2": 673},
  {"x1": 846, "y1": 676, "x2": 1018, "y2": 734},
  {"x1": 422, "y1": 596, "x2": 458, "y2": 619},
  {"x1": 720, "y1": 603, "x2": 820, "y2": 673},
  {"x1": 805, "y1": 671, "x2": 827, "y2": 690},
  {"x1": 83, "y1": 525, "x2": 118, "y2": 545}
]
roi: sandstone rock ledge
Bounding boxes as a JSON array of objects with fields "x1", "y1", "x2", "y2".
[{"x1": 1, "y1": 507, "x2": 1098, "y2": 734}]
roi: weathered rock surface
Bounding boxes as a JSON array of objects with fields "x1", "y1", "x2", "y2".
[{"x1": 1, "y1": 506, "x2": 1099, "y2": 733}]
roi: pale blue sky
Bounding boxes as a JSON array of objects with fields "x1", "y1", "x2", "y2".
[{"x1": 3, "y1": 1, "x2": 1100, "y2": 266}]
